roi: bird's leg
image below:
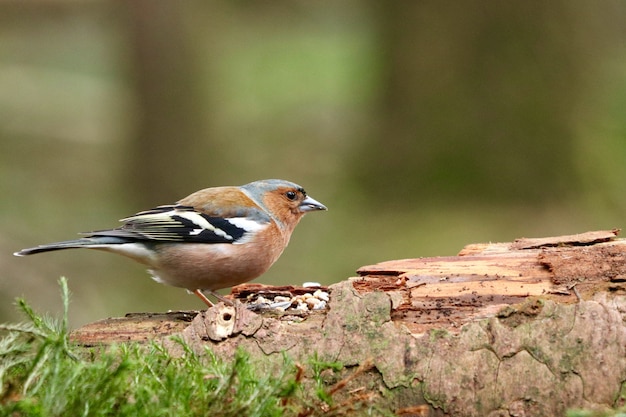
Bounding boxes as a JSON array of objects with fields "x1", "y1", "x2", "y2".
[
  {"x1": 193, "y1": 289, "x2": 214, "y2": 307},
  {"x1": 193, "y1": 289, "x2": 234, "y2": 307},
  {"x1": 207, "y1": 290, "x2": 235, "y2": 305}
]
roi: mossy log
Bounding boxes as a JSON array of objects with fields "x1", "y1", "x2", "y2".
[{"x1": 71, "y1": 229, "x2": 626, "y2": 416}]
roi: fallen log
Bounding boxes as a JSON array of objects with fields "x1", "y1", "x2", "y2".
[{"x1": 71, "y1": 229, "x2": 626, "y2": 416}]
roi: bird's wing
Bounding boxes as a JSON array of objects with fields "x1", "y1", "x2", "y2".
[{"x1": 85, "y1": 204, "x2": 270, "y2": 244}]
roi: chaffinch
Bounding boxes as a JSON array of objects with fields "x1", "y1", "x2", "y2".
[{"x1": 14, "y1": 179, "x2": 327, "y2": 307}]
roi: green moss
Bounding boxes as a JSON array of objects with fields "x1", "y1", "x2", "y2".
[
  {"x1": 428, "y1": 328, "x2": 451, "y2": 341},
  {"x1": 525, "y1": 345, "x2": 552, "y2": 369},
  {"x1": 497, "y1": 298, "x2": 545, "y2": 328}
]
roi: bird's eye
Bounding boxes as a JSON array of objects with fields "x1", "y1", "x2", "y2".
[{"x1": 285, "y1": 191, "x2": 297, "y2": 201}]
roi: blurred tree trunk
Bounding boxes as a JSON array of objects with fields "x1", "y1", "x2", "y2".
[
  {"x1": 357, "y1": 0, "x2": 623, "y2": 206},
  {"x1": 124, "y1": 1, "x2": 210, "y2": 207}
]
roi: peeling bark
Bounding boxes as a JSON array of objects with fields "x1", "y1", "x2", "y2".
[{"x1": 71, "y1": 230, "x2": 626, "y2": 416}]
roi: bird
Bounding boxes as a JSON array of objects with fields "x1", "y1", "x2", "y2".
[{"x1": 14, "y1": 179, "x2": 327, "y2": 307}]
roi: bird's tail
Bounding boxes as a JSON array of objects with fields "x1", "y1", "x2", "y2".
[{"x1": 14, "y1": 236, "x2": 130, "y2": 256}]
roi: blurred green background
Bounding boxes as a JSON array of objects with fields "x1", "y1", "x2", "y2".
[{"x1": 2, "y1": 1, "x2": 626, "y2": 327}]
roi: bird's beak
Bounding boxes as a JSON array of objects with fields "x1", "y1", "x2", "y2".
[{"x1": 300, "y1": 196, "x2": 327, "y2": 212}]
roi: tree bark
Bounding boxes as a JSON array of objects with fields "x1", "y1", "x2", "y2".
[{"x1": 71, "y1": 229, "x2": 626, "y2": 416}]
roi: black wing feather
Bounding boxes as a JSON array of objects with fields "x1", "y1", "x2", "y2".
[{"x1": 85, "y1": 205, "x2": 253, "y2": 244}]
